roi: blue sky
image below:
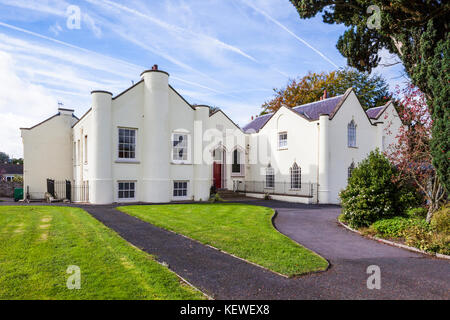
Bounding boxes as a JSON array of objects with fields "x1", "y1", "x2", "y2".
[{"x1": 0, "y1": 0, "x2": 406, "y2": 158}]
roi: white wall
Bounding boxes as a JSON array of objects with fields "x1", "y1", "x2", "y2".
[
  {"x1": 21, "y1": 109, "x2": 77, "y2": 198},
  {"x1": 327, "y1": 91, "x2": 378, "y2": 203},
  {"x1": 247, "y1": 106, "x2": 318, "y2": 199}
]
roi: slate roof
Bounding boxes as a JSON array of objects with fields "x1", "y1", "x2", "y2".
[
  {"x1": 242, "y1": 113, "x2": 273, "y2": 132},
  {"x1": 366, "y1": 104, "x2": 388, "y2": 119},
  {"x1": 0, "y1": 163, "x2": 23, "y2": 175},
  {"x1": 242, "y1": 95, "x2": 345, "y2": 132},
  {"x1": 292, "y1": 95, "x2": 344, "y2": 121}
]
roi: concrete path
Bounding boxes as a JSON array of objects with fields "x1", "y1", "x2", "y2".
[{"x1": 79, "y1": 201, "x2": 449, "y2": 300}]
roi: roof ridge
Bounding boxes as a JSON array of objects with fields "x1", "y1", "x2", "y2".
[{"x1": 293, "y1": 94, "x2": 344, "y2": 110}]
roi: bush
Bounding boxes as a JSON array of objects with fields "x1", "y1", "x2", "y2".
[
  {"x1": 372, "y1": 217, "x2": 430, "y2": 238},
  {"x1": 431, "y1": 204, "x2": 449, "y2": 234},
  {"x1": 404, "y1": 226, "x2": 449, "y2": 255},
  {"x1": 407, "y1": 207, "x2": 427, "y2": 219},
  {"x1": 209, "y1": 193, "x2": 223, "y2": 203},
  {"x1": 210, "y1": 185, "x2": 217, "y2": 196},
  {"x1": 340, "y1": 150, "x2": 412, "y2": 228}
]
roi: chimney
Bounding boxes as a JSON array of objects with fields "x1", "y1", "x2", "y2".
[
  {"x1": 152, "y1": 64, "x2": 158, "y2": 70},
  {"x1": 251, "y1": 116, "x2": 254, "y2": 120},
  {"x1": 323, "y1": 90, "x2": 328, "y2": 100}
]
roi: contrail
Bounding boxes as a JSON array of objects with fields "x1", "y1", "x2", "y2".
[
  {"x1": 86, "y1": 0, "x2": 258, "y2": 63},
  {"x1": 240, "y1": 0, "x2": 340, "y2": 69},
  {"x1": 0, "y1": 21, "x2": 228, "y2": 95}
]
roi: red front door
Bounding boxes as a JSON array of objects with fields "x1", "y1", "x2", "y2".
[{"x1": 213, "y1": 162, "x2": 222, "y2": 189}]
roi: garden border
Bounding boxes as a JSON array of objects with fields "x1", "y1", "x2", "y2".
[{"x1": 337, "y1": 219, "x2": 450, "y2": 260}]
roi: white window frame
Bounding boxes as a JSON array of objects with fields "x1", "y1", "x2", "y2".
[
  {"x1": 117, "y1": 181, "x2": 136, "y2": 201},
  {"x1": 348, "y1": 120, "x2": 357, "y2": 148},
  {"x1": 77, "y1": 139, "x2": 81, "y2": 165},
  {"x1": 278, "y1": 132, "x2": 288, "y2": 150},
  {"x1": 172, "y1": 132, "x2": 191, "y2": 164},
  {"x1": 117, "y1": 128, "x2": 137, "y2": 161},
  {"x1": 231, "y1": 148, "x2": 244, "y2": 176},
  {"x1": 290, "y1": 163, "x2": 301, "y2": 190},
  {"x1": 173, "y1": 181, "x2": 189, "y2": 200},
  {"x1": 265, "y1": 164, "x2": 275, "y2": 189},
  {"x1": 348, "y1": 162, "x2": 355, "y2": 180},
  {"x1": 84, "y1": 135, "x2": 88, "y2": 164}
]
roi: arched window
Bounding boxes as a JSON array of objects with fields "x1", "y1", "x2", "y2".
[
  {"x1": 348, "y1": 162, "x2": 355, "y2": 180},
  {"x1": 232, "y1": 149, "x2": 243, "y2": 175},
  {"x1": 290, "y1": 162, "x2": 301, "y2": 189},
  {"x1": 265, "y1": 164, "x2": 274, "y2": 188},
  {"x1": 348, "y1": 120, "x2": 356, "y2": 147}
]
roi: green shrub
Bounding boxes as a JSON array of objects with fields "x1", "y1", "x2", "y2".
[
  {"x1": 372, "y1": 217, "x2": 430, "y2": 238},
  {"x1": 404, "y1": 226, "x2": 449, "y2": 255},
  {"x1": 209, "y1": 193, "x2": 223, "y2": 203},
  {"x1": 338, "y1": 213, "x2": 348, "y2": 223},
  {"x1": 431, "y1": 204, "x2": 449, "y2": 234},
  {"x1": 340, "y1": 150, "x2": 412, "y2": 228},
  {"x1": 407, "y1": 207, "x2": 428, "y2": 219}
]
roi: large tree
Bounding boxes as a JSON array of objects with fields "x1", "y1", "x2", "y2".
[
  {"x1": 262, "y1": 68, "x2": 390, "y2": 114},
  {"x1": 387, "y1": 85, "x2": 445, "y2": 221},
  {"x1": 290, "y1": 0, "x2": 449, "y2": 193},
  {"x1": 0, "y1": 152, "x2": 9, "y2": 163}
]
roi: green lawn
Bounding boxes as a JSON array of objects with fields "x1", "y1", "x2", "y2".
[
  {"x1": 118, "y1": 204, "x2": 328, "y2": 277},
  {"x1": 0, "y1": 206, "x2": 204, "y2": 300}
]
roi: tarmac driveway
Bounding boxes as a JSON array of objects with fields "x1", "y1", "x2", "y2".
[
  {"x1": 264, "y1": 200, "x2": 450, "y2": 299},
  {"x1": 2, "y1": 200, "x2": 449, "y2": 299}
]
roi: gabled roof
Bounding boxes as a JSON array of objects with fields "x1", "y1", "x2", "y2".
[
  {"x1": 21, "y1": 111, "x2": 78, "y2": 130},
  {"x1": 293, "y1": 95, "x2": 344, "y2": 120},
  {"x1": 242, "y1": 113, "x2": 272, "y2": 132},
  {"x1": 366, "y1": 102, "x2": 390, "y2": 120},
  {"x1": 242, "y1": 92, "x2": 347, "y2": 132},
  {"x1": 0, "y1": 163, "x2": 23, "y2": 175}
]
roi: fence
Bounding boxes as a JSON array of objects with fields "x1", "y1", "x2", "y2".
[
  {"x1": 46, "y1": 179, "x2": 89, "y2": 203},
  {"x1": 235, "y1": 181, "x2": 316, "y2": 199}
]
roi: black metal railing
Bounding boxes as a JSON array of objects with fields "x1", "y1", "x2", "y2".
[
  {"x1": 236, "y1": 181, "x2": 316, "y2": 198},
  {"x1": 46, "y1": 179, "x2": 89, "y2": 203}
]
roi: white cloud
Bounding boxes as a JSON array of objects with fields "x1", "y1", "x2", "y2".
[
  {"x1": 49, "y1": 23, "x2": 63, "y2": 36},
  {"x1": 0, "y1": 52, "x2": 58, "y2": 158}
]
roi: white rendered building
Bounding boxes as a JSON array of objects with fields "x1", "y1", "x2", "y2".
[{"x1": 21, "y1": 66, "x2": 401, "y2": 204}]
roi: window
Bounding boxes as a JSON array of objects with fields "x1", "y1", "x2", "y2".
[
  {"x1": 73, "y1": 142, "x2": 76, "y2": 164},
  {"x1": 278, "y1": 132, "x2": 287, "y2": 149},
  {"x1": 173, "y1": 181, "x2": 188, "y2": 198},
  {"x1": 348, "y1": 162, "x2": 355, "y2": 180},
  {"x1": 172, "y1": 133, "x2": 188, "y2": 161},
  {"x1": 118, "y1": 182, "x2": 135, "y2": 199},
  {"x1": 118, "y1": 128, "x2": 136, "y2": 159},
  {"x1": 84, "y1": 135, "x2": 88, "y2": 164},
  {"x1": 213, "y1": 148, "x2": 223, "y2": 162},
  {"x1": 265, "y1": 164, "x2": 274, "y2": 188},
  {"x1": 348, "y1": 120, "x2": 356, "y2": 147},
  {"x1": 77, "y1": 140, "x2": 81, "y2": 164},
  {"x1": 232, "y1": 149, "x2": 243, "y2": 175},
  {"x1": 290, "y1": 162, "x2": 301, "y2": 189},
  {"x1": 6, "y1": 176, "x2": 13, "y2": 182}
]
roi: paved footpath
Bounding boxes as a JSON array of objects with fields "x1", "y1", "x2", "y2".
[{"x1": 79, "y1": 201, "x2": 449, "y2": 300}]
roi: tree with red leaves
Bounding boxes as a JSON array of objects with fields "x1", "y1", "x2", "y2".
[{"x1": 387, "y1": 85, "x2": 446, "y2": 222}]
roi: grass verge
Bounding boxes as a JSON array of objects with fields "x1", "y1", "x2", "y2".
[
  {"x1": 118, "y1": 203, "x2": 328, "y2": 277},
  {"x1": 0, "y1": 206, "x2": 205, "y2": 300}
]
